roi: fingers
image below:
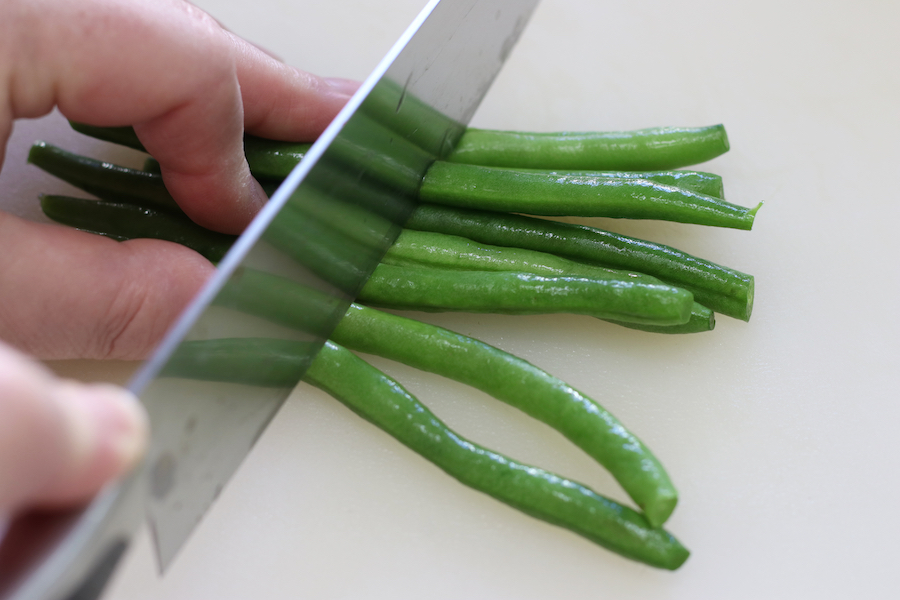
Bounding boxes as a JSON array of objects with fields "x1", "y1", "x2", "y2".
[
  {"x1": 229, "y1": 34, "x2": 359, "y2": 140},
  {"x1": 0, "y1": 212, "x2": 215, "y2": 360},
  {"x1": 0, "y1": 342, "x2": 147, "y2": 513},
  {"x1": 4, "y1": 0, "x2": 356, "y2": 235},
  {"x1": 131, "y1": 57, "x2": 270, "y2": 234}
]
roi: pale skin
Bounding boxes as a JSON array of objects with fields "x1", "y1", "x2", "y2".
[{"x1": 0, "y1": 0, "x2": 356, "y2": 516}]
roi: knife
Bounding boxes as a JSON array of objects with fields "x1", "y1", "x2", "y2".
[{"x1": 0, "y1": 0, "x2": 538, "y2": 598}]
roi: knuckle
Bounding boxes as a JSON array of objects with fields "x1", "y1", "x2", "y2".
[{"x1": 90, "y1": 278, "x2": 148, "y2": 360}]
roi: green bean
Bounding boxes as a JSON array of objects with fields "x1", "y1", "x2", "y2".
[
  {"x1": 213, "y1": 268, "x2": 679, "y2": 525},
  {"x1": 40, "y1": 192, "x2": 696, "y2": 327},
  {"x1": 257, "y1": 202, "x2": 697, "y2": 326},
  {"x1": 360, "y1": 263, "x2": 693, "y2": 326},
  {"x1": 383, "y1": 229, "x2": 714, "y2": 333},
  {"x1": 40, "y1": 195, "x2": 234, "y2": 262},
  {"x1": 28, "y1": 142, "x2": 180, "y2": 213},
  {"x1": 37, "y1": 140, "x2": 730, "y2": 330},
  {"x1": 610, "y1": 303, "x2": 714, "y2": 334},
  {"x1": 447, "y1": 124, "x2": 729, "y2": 171},
  {"x1": 333, "y1": 303, "x2": 678, "y2": 526},
  {"x1": 31, "y1": 143, "x2": 397, "y2": 259},
  {"x1": 162, "y1": 338, "x2": 318, "y2": 388},
  {"x1": 240, "y1": 136, "x2": 311, "y2": 181},
  {"x1": 386, "y1": 229, "x2": 657, "y2": 283},
  {"x1": 405, "y1": 203, "x2": 754, "y2": 321},
  {"x1": 70, "y1": 118, "x2": 433, "y2": 197},
  {"x1": 510, "y1": 168, "x2": 725, "y2": 199},
  {"x1": 263, "y1": 200, "x2": 388, "y2": 294},
  {"x1": 143, "y1": 157, "x2": 161, "y2": 174},
  {"x1": 68, "y1": 121, "x2": 313, "y2": 182},
  {"x1": 158, "y1": 333, "x2": 690, "y2": 567},
  {"x1": 420, "y1": 162, "x2": 758, "y2": 230},
  {"x1": 68, "y1": 122, "x2": 144, "y2": 150},
  {"x1": 68, "y1": 121, "x2": 725, "y2": 201},
  {"x1": 305, "y1": 340, "x2": 690, "y2": 569}
]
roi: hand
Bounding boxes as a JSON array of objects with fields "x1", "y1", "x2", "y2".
[
  {"x1": 0, "y1": 341, "x2": 146, "y2": 513},
  {"x1": 0, "y1": 0, "x2": 356, "y2": 516}
]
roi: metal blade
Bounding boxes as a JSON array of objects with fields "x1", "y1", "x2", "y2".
[{"x1": 0, "y1": 0, "x2": 539, "y2": 598}]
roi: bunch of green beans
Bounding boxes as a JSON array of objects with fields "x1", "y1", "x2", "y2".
[{"x1": 27, "y1": 120, "x2": 757, "y2": 569}]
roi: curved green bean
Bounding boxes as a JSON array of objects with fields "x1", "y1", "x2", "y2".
[
  {"x1": 212, "y1": 268, "x2": 680, "y2": 525},
  {"x1": 305, "y1": 340, "x2": 690, "y2": 569},
  {"x1": 333, "y1": 303, "x2": 678, "y2": 526},
  {"x1": 447, "y1": 124, "x2": 729, "y2": 171}
]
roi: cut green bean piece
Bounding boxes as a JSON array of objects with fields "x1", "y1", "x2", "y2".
[
  {"x1": 305, "y1": 340, "x2": 690, "y2": 569},
  {"x1": 448, "y1": 124, "x2": 729, "y2": 171},
  {"x1": 421, "y1": 162, "x2": 758, "y2": 230},
  {"x1": 405, "y1": 203, "x2": 754, "y2": 321}
]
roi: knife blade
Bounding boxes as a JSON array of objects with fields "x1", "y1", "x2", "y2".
[{"x1": 0, "y1": 1, "x2": 539, "y2": 598}]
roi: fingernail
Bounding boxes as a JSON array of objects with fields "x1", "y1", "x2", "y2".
[
  {"x1": 56, "y1": 382, "x2": 148, "y2": 477},
  {"x1": 325, "y1": 77, "x2": 361, "y2": 97}
]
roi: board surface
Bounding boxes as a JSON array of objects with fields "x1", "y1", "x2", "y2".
[{"x1": 1, "y1": 1, "x2": 897, "y2": 598}]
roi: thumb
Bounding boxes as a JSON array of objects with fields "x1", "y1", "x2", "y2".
[{"x1": 0, "y1": 342, "x2": 147, "y2": 514}]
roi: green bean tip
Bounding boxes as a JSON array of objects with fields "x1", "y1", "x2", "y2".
[
  {"x1": 644, "y1": 490, "x2": 678, "y2": 529},
  {"x1": 26, "y1": 140, "x2": 48, "y2": 162}
]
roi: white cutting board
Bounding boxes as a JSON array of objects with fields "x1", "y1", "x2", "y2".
[{"x1": 1, "y1": 0, "x2": 898, "y2": 598}]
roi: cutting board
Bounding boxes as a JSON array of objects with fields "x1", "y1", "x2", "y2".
[{"x1": 1, "y1": 0, "x2": 897, "y2": 598}]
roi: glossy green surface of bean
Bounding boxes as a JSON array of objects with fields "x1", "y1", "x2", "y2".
[
  {"x1": 405, "y1": 203, "x2": 754, "y2": 321},
  {"x1": 360, "y1": 263, "x2": 694, "y2": 326},
  {"x1": 447, "y1": 124, "x2": 729, "y2": 171},
  {"x1": 509, "y1": 168, "x2": 726, "y2": 199},
  {"x1": 334, "y1": 303, "x2": 678, "y2": 526},
  {"x1": 211, "y1": 269, "x2": 679, "y2": 524},
  {"x1": 305, "y1": 340, "x2": 690, "y2": 569},
  {"x1": 384, "y1": 229, "x2": 648, "y2": 281},
  {"x1": 421, "y1": 162, "x2": 758, "y2": 230},
  {"x1": 383, "y1": 229, "x2": 714, "y2": 333}
]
